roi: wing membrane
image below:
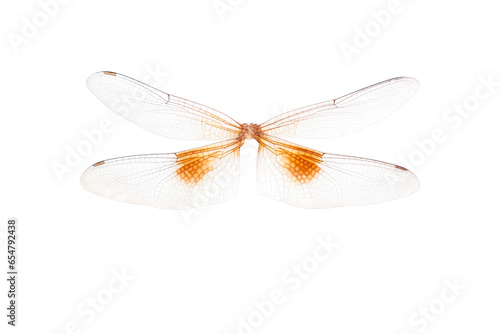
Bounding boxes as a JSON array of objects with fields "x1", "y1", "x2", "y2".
[
  {"x1": 87, "y1": 71, "x2": 242, "y2": 140},
  {"x1": 81, "y1": 139, "x2": 242, "y2": 209},
  {"x1": 256, "y1": 135, "x2": 419, "y2": 208},
  {"x1": 260, "y1": 77, "x2": 419, "y2": 139}
]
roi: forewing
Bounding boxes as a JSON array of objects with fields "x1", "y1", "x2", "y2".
[
  {"x1": 81, "y1": 140, "x2": 242, "y2": 209},
  {"x1": 256, "y1": 135, "x2": 419, "y2": 208},
  {"x1": 260, "y1": 77, "x2": 419, "y2": 138},
  {"x1": 87, "y1": 71, "x2": 242, "y2": 140}
]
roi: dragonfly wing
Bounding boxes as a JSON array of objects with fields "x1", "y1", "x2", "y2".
[
  {"x1": 81, "y1": 140, "x2": 242, "y2": 209},
  {"x1": 256, "y1": 135, "x2": 419, "y2": 208},
  {"x1": 87, "y1": 71, "x2": 242, "y2": 140},
  {"x1": 260, "y1": 77, "x2": 419, "y2": 139}
]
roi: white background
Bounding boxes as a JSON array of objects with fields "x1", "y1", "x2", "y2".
[{"x1": 1, "y1": 0, "x2": 499, "y2": 333}]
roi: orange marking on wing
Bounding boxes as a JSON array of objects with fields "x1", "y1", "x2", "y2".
[
  {"x1": 258, "y1": 136, "x2": 324, "y2": 184},
  {"x1": 103, "y1": 71, "x2": 117, "y2": 76},
  {"x1": 92, "y1": 161, "x2": 105, "y2": 167},
  {"x1": 278, "y1": 146, "x2": 323, "y2": 184},
  {"x1": 175, "y1": 150, "x2": 220, "y2": 185},
  {"x1": 175, "y1": 141, "x2": 242, "y2": 185}
]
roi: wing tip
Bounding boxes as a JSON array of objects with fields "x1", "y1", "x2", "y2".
[
  {"x1": 80, "y1": 161, "x2": 105, "y2": 188},
  {"x1": 86, "y1": 71, "x2": 118, "y2": 89},
  {"x1": 397, "y1": 164, "x2": 421, "y2": 195},
  {"x1": 395, "y1": 76, "x2": 420, "y2": 93}
]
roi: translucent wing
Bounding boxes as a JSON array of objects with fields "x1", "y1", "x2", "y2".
[
  {"x1": 81, "y1": 140, "x2": 242, "y2": 209},
  {"x1": 87, "y1": 71, "x2": 242, "y2": 140},
  {"x1": 256, "y1": 135, "x2": 419, "y2": 208},
  {"x1": 260, "y1": 77, "x2": 419, "y2": 139}
]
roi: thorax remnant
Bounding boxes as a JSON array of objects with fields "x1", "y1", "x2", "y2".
[{"x1": 240, "y1": 123, "x2": 262, "y2": 140}]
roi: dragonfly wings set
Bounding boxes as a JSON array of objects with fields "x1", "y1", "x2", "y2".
[{"x1": 81, "y1": 72, "x2": 420, "y2": 209}]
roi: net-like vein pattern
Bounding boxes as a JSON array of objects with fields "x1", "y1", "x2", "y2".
[
  {"x1": 256, "y1": 136, "x2": 419, "y2": 209},
  {"x1": 81, "y1": 140, "x2": 241, "y2": 209},
  {"x1": 260, "y1": 77, "x2": 419, "y2": 139},
  {"x1": 87, "y1": 72, "x2": 242, "y2": 140}
]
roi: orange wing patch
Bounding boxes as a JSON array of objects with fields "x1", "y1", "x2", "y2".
[
  {"x1": 175, "y1": 140, "x2": 242, "y2": 185},
  {"x1": 258, "y1": 135, "x2": 324, "y2": 185},
  {"x1": 175, "y1": 149, "x2": 221, "y2": 184},
  {"x1": 278, "y1": 147, "x2": 322, "y2": 184}
]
